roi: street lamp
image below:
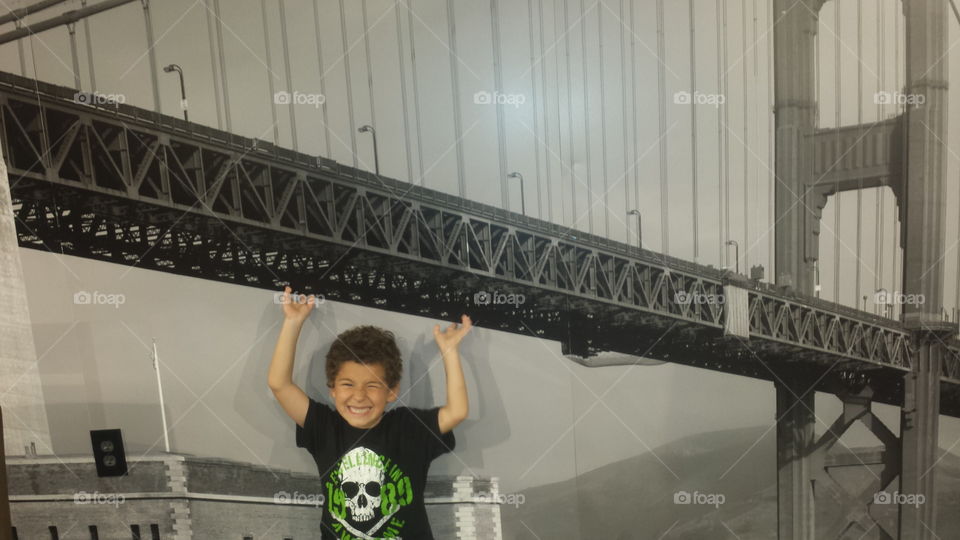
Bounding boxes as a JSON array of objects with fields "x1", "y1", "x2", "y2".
[
  {"x1": 358, "y1": 124, "x2": 379, "y2": 176},
  {"x1": 725, "y1": 240, "x2": 739, "y2": 274},
  {"x1": 507, "y1": 172, "x2": 525, "y2": 215},
  {"x1": 162, "y1": 64, "x2": 187, "y2": 122},
  {"x1": 627, "y1": 209, "x2": 642, "y2": 249}
]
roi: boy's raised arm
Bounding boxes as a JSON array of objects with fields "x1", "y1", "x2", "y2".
[
  {"x1": 434, "y1": 315, "x2": 473, "y2": 434},
  {"x1": 268, "y1": 286, "x2": 318, "y2": 428}
]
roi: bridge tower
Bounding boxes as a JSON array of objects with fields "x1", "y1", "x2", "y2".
[{"x1": 773, "y1": 0, "x2": 950, "y2": 538}]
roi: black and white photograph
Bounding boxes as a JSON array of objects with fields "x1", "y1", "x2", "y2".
[{"x1": 1, "y1": 0, "x2": 960, "y2": 538}]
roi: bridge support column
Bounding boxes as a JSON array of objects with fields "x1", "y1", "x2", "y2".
[
  {"x1": 900, "y1": 0, "x2": 950, "y2": 327},
  {"x1": 772, "y1": 0, "x2": 824, "y2": 295},
  {"x1": 776, "y1": 378, "x2": 816, "y2": 540},
  {"x1": 898, "y1": 331, "x2": 944, "y2": 539}
]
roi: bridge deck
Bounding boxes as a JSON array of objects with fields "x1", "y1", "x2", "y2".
[{"x1": 2, "y1": 70, "x2": 958, "y2": 417}]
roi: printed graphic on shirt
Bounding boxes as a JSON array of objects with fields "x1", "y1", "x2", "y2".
[{"x1": 326, "y1": 446, "x2": 413, "y2": 540}]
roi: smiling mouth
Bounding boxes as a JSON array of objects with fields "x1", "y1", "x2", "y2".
[{"x1": 347, "y1": 406, "x2": 372, "y2": 416}]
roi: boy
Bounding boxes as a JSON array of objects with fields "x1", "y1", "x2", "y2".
[{"x1": 268, "y1": 286, "x2": 472, "y2": 540}]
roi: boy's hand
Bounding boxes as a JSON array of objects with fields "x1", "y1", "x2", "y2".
[
  {"x1": 280, "y1": 286, "x2": 317, "y2": 323},
  {"x1": 433, "y1": 314, "x2": 472, "y2": 355}
]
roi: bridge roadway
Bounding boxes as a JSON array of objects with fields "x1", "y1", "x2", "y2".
[{"x1": 2, "y1": 70, "x2": 958, "y2": 417}]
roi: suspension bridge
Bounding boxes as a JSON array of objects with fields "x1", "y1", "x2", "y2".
[{"x1": 1, "y1": 0, "x2": 960, "y2": 538}]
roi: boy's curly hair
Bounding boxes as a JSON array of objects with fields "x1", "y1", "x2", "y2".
[{"x1": 325, "y1": 325, "x2": 403, "y2": 389}]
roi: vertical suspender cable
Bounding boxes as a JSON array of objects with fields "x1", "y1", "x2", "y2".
[
  {"x1": 279, "y1": 0, "x2": 298, "y2": 150},
  {"x1": 407, "y1": 1, "x2": 426, "y2": 182},
  {"x1": 394, "y1": 1, "x2": 414, "y2": 182},
  {"x1": 656, "y1": 0, "x2": 668, "y2": 253},
  {"x1": 447, "y1": 0, "x2": 466, "y2": 196},
  {"x1": 339, "y1": 0, "x2": 359, "y2": 168},
  {"x1": 716, "y1": 0, "x2": 726, "y2": 265},
  {"x1": 261, "y1": 0, "x2": 281, "y2": 145},
  {"x1": 630, "y1": 0, "x2": 639, "y2": 235},
  {"x1": 528, "y1": 0, "x2": 544, "y2": 219},
  {"x1": 563, "y1": 0, "x2": 574, "y2": 225},
  {"x1": 894, "y1": 2, "x2": 901, "y2": 319},
  {"x1": 688, "y1": 0, "x2": 699, "y2": 262},
  {"x1": 751, "y1": 0, "x2": 759, "y2": 273},
  {"x1": 876, "y1": 0, "x2": 884, "y2": 312},
  {"x1": 555, "y1": 0, "x2": 567, "y2": 226},
  {"x1": 598, "y1": 1, "x2": 610, "y2": 237},
  {"x1": 814, "y1": 2, "x2": 821, "y2": 295},
  {"x1": 955, "y1": 4, "x2": 960, "y2": 319},
  {"x1": 205, "y1": 0, "x2": 223, "y2": 130},
  {"x1": 81, "y1": 0, "x2": 96, "y2": 90},
  {"x1": 491, "y1": 0, "x2": 509, "y2": 208},
  {"x1": 539, "y1": 0, "x2": 554, "y2": 222},
  {"x1": 767, "y1": 0, "x2": 774, "y2": 278},
  {"x1": 620, "y1": 0, "x2": 630, "y2": 239},
  {"x1": 855, "y1": 0, "x2": 863, "y2": 306},
  {"x1": 833, "y1": 0, "x2": 841, "y2": 304},
  {"x1": 314, "y1": 0, "x2": 333, "y2": 158},
  {"x1": 362, "y1": 0, "x2": 376, "y2": 157},
  {"x1": 721, "y1": 0, "x2": 730, "y2": 266},
  {"x1": 213, "y1": 0, "x2": 231, "y2": 132},
  {"x1": 141, "y1": 0, "x2": 161, "y2": 112},
  {"x1": 580, "y1": 0, "x2": 593, "y2": 232},
  {"x1": 741, "y1": 0, "x2": 748, "y2": 273}
]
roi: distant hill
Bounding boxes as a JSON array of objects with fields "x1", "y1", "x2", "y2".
[{"x1": 501, "y1": 426, "x2": 960, "y2": 539}]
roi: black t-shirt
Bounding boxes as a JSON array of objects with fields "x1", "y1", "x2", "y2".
[{"x1": 296, "y1": 397, "x2": 456, "y2": 540}]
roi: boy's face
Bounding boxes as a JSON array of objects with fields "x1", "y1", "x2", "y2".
[{"x1": 328, "y1": 360, "x2": 398, "y2": 429}]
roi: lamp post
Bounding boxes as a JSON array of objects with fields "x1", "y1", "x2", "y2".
[
  {"x1": 162, "y1": 64, "x2": 187, "y2": 121},
  {"x1": 507, "y1": 172, "x2": 525, "y2": 215},
  {"x1": 627, "y1": 209, "x2": 642, "y2": 249},
  {"x1": 725, "y1": 240, "x2": 739, "y2": 274},
  {"x1": 358, "y1": 125, "x2": 379, "y2": 176}
]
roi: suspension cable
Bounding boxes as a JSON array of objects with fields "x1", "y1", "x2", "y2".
[{"x1": 833, "y1": 0, "x2": 841, "y2": 304}]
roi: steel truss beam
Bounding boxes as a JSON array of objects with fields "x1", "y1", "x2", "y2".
[{"x1": 1, "y1": 70, "x2": 959, "y2": 418}]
